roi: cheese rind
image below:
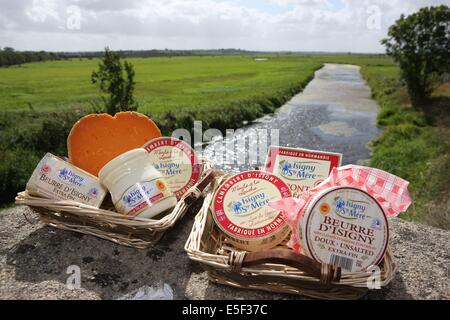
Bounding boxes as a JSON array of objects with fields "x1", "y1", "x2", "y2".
[{"x1": 68, "y1": 112, "x2": 161, "y2": 176}]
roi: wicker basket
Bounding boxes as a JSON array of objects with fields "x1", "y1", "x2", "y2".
[
  {"x1": 185, "y1": 171, "x2": 397, "y2": 300},
  {"x1": 15, "y1": 159, "x2": 215, "y2": 249}
]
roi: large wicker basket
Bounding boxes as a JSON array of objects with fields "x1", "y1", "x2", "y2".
[
  {"x1": 185, "y1": 171, "x2": 397, "y2": 300},
  {"x1": 15, "y1": 159, "x2": 214, "y2": 249}
]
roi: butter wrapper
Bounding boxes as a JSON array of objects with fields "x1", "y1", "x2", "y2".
[
  {"x1": 264, "y1": 146, "x2": 342, "y2": 197},
  {"x1": 26, "y1": 153, "x2": 107, "y2": 208}
]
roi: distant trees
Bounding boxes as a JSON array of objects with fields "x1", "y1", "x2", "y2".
[
  {"x1": 382, "y1": 5, "x2": 450, "y2": 108},
  {"x1": 91, "y1": 47, "x2": 139, "y2": 115},
  {"x1": 0, "y1": 47, "x2": 59, "y2": 67}
]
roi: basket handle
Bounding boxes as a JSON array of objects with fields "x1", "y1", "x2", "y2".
[
  {"x1": 184, "y1": 170, "x2": 216, "y2": 205},
  {"x1": 230, "y1": 248, "x2": 341, "y2": 285}
]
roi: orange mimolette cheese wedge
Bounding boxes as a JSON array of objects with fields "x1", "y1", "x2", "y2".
[{"x1": 68, "y1": 112, "x2": 161, "y2": 176}]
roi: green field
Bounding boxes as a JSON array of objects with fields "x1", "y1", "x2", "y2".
[
  {"x1": 0, "y1": 54, "x2": 326, "y2": 205},
  {"x1": 1, "y1": 53, "x2": 448, "y2": 230},
  {"x1": 0, "y1": 55, "x2": 323, "y2": 114}
]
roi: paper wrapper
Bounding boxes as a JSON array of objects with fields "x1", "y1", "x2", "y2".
[{"x1": 270, "y1": 165, "x2": 412, "y2": 253}]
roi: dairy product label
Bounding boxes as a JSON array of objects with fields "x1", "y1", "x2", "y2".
[
  {"x1": 265, "y1": 146, "x2": 342, "y2": 197},
  {"x1": 26, "y1": 153, "x2": 106, "y2": 207},
  {"x1": 116, "y1": 178, "x2": 173, "y2": 216},
  {"x1": 213, "y1": 171, "x2": 291, "y2": 241},
  {"x1": 301, "y1": 187, "x2": 389, "y2": 272},
  {"x1": 143, "y1": 137, "x2": 200, "y2": 200}
]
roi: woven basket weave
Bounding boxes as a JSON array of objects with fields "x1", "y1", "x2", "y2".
[
  {"x1": 15, "y1": 159, "x2": 214, "y2": 249},
  {"x1": 185, "y1": 171, "x2": 397, "y2": 299}
]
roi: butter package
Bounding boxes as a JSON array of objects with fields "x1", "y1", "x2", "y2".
[
  {"x1": 264, "y1": 146, "x2": 342, "y2": 197},
  {"x1": 26, "y1": 153, "x2": 107, "y2": 208},
  {"x1": 270, "y1": 165, "x2": 412, "y2": 273}
]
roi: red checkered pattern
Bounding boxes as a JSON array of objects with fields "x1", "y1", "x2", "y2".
[
  {"x1": 269, "y1": 165, "x2": 412, "y2": 253},
  {"x1": 315, "y1": 165, "x2": 412, "y2": 217}
]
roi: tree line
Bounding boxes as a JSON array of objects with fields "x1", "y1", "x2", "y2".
[{"x1": 0, "y1": 47, "x2": 61, "y2": 67}]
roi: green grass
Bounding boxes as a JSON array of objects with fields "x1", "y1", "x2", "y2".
[
  {"x1": 0, "y1": 55, "x2": 322, "y2": 114},
  {"x1": 358, "y1": 63, "x2": 450, "y2": 229}
]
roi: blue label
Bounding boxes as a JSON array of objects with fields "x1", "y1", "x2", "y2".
[
  {"x1": 229, "y1": 192, "x2": 271, "y2": 216},
  {"x1": 57, "y1": 167, "x2": 84, "y2": 187},
  {"x1": 280, "y1": 161, "x2": 321, "y2": 180},
  {"x1": 334, "y1": 197, "x2": 369, "y2": 220}
]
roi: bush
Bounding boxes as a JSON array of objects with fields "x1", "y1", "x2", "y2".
[
  {"x1": 0, "y1": 110, "x2": 87, "y2": 206},
  {"x1": 0, "y1": 148, "x2": 40, "y2": 205},
  {"x1": 31, "y1": 110, "x2": 85, "y2": 155}
]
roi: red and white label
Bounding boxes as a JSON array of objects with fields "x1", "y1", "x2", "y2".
[
  {"x1": 213, "y1": 171, "x2": 291, "y2": 241},
  {"x1": 143, "y1": 137, "x2": 200, "y2": 200},
  {"x1": 265, "y1": 146, "x2": 342, "y2": 197},
  {"x1": 117, "y1": 179, "x2": 171, "y2": 217}
]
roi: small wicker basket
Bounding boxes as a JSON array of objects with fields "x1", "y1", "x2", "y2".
[
  {"x1": 15, "y1": 159, "x2": 214, "y2": 249},
  {"x1": 185, "y1": 171, "x2": 397, "y2": 300}
]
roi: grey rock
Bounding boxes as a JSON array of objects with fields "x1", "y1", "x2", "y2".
[{"x1": 0, "y1": 205, "x2": 449, "y2": 300}]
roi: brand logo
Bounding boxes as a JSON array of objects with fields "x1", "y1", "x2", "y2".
[
  {"x1": 279, "y1": 160, "x2": 321, "y2": 181},
  {"x1": 40, "y1": 164, "x2": 51, "y2": 174},
  {"x1": 57, "y1": 168, "x2": 84, "y2": 187},
  {"x1": 123, "y1": 188, "x2": 145, "y2": 207},
  {"x1": 333, "y1": 197, "x2": 369, "y2": 220},
  {"x1": 228, "y1": 192, "x2": 270, "y2": 216},
  {"x1": 154, "y1": 162, "x2": 182, "y2": 176},
  {"x1": 88, "y1": 188, "x2": 98, "y2": 198},
  {"x1": 371, "y1": 217, "x2": 382, "y2": 229},
  {"x1": 123, "y1": 183, "x2": 157, "y2": 207}
]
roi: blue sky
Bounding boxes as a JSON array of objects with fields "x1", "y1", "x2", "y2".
[{"x1": 0, "y1": 0, "x2": 447, "y2": 52}]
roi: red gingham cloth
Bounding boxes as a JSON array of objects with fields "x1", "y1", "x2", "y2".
[{"x1": 270, "y1": 165, "x2": 412, "y2": 253}]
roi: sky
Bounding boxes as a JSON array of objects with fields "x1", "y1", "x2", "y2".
[{"x1": 0, "y1": 0, "x2": 448, "y2": 53}]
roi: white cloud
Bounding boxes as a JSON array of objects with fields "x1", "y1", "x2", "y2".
[
  {"x1": 0, "y1": 0, "x2": 447, "y2": 52},
  {"x1": 25, "y1": 0, "x2": 60, "y2": 23}
]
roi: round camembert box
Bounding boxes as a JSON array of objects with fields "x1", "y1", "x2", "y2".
[
  {"x1": 212, "y1": 170, "x2": 292, "y2": 251},
  {"x1": 299, "y1": 187, "x2": 389, "y2": 273},
  {"x1": 143, "y1": 137, "x2": 201, "y2": 200}
]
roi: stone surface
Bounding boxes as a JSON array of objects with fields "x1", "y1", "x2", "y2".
[{"x1": 0, "y1": 205, "x2": 448, "y2": 300}]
